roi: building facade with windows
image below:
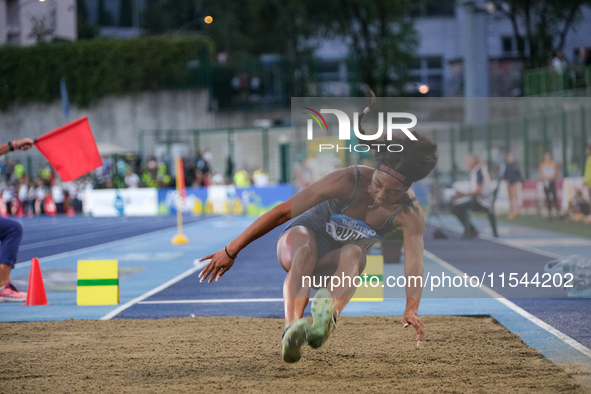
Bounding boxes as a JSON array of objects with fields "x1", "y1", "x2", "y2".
[{"x1": 0, "y1": 0, "x2": 76, "y2": 46}]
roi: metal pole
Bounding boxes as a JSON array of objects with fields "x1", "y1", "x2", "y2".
[
  {"x1": 450, "y1": 127, "x2": 457, "y2": 182},
  {"x1": 138, "y1": 130, "x2": 144, "y2": 164},
  {"x1": 468, "y1": 125, "x2": 473, "y2": 153},
  {"x1": 262, "y1": 128, "x2": 269, "y2": 172},
  {"x1": 562, "y1": 108, "x2": 568, "y2": 178},
  {"x1": 228, "y1": 129, "x2": 235, "y2": 169},
  {"x1": 193, "y1": 130, "x2": 200, "y2": 154},
  {"x1": 167, "y1": 130, "x2": 173, "y2": 161}
]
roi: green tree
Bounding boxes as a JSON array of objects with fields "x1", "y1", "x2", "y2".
[
  {"x1": 306, "y1": 0, "x2": 418, "y2": 95},
  {"x1": 142, "y1": 0, "x2": 419, "y2": 95},
  {"x1": 495, "y1": 0, "x2": 591, "y2": 68}
]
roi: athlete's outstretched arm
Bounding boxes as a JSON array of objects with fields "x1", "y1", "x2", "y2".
[
  {"x1": 400, "y1": 205, "x2": 425, "y2": 347},
  {"x1": 198, "y1": 167, "x2": 356, "y2": 283}
]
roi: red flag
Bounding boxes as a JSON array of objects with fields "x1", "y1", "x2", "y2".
[{"x1": 35, "y1": 117, "x2": 103, "y2": 182}]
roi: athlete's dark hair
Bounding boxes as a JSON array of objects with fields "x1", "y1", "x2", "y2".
[
  {"x1": 372, "y1": 133, "x2": 438, "y2": 183},
  {"x1": 357, "y1": 91, "x2": 438, "y2": 184}
]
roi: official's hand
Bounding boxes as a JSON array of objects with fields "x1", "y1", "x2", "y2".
[
  {"x1": 402, "y1": 310, "x2": 424, "y2": 347},
  {"x1": 198, "y1": 249, "x2": 236, "y2": 283},
  {"x1": 14, "y1": 138, "x2": 34, "y2": 151},
  {"x1": 453, "y1": 191, "x2": 464, "y2": 200}
]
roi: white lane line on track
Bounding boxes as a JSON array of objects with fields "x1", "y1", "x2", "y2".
[
  {"x1": 100, "y1": 260, "x2": 209, "y2": 320},
  {"x1": 138, "y1": 298, "x2": 283, "y2": 304},
  {"x1": 424, "y1": 249, "x2": 591, "y2": 359},
  {"x1": 439, "y1": 223, "x2": 562, "y2": 259}
]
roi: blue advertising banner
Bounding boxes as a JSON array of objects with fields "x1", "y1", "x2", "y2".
[{"x1": 157, "y1": 184, "x2": 292, "y2": 216}]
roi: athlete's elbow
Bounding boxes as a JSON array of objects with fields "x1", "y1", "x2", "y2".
[{"x1": 274, "y1": 201, "x2": 291, "y2": 225}]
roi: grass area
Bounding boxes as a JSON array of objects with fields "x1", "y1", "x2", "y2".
[{"x1": 473, "y1": 212, "x2": 591, "y2": 238}]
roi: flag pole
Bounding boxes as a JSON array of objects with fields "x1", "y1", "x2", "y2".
[{"x1": 171, "y1": 157, "x2": 189, "y2": 245}]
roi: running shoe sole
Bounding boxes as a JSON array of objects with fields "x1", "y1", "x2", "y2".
[
  {"x1": 282, "y1": 319, "x2": 309, "y2": 363},
  {"x1": 308, "y1": 288, "x2": 336, "y2": 349}
]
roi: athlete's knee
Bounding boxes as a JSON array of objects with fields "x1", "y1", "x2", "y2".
[
  {"x1": 292, "y1": 243, "x2": 317, "y2": 272},
  {"x1": 340, "y1": 244, "x2": 364, "y2": 263}
]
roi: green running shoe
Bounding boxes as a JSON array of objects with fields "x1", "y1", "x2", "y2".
[
  {"x1": 281, "y1": 319, "x2": 309, "y2": 363},
  {"x1": 308, "y1": 288, "x2": 338, "y2": 349}
]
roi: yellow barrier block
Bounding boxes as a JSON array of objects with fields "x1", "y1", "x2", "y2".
[
  {"x1": 351, "y1": 255, "x2": 383, "y2": 302},
  {"x1": 192, "y1": 198, "x2": 203, "y2": 215},
  {"x1": 204, "y1": 199, "x2": 214, "y2": 214},
  {"x1": 77, "y1": 260, "x2": 119, "y2": 305}
]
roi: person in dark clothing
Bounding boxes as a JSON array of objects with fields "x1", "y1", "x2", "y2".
[
  {"x1": 450, "y1": 155, "x2": 495, "y2": 238},
  {"x1": 539, "y1": 152, "x2": 561, "y2": 219},
  {"x1": 0, "y1": 138, "x2": 34, "y2": 302},
  {"x1": 499, "y1": 153, "x2": 523, "y2": 219}
]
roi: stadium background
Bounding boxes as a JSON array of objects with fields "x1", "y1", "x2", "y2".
[{"x1": 1, "y1": 0, "x2": 591, "y2": 392}]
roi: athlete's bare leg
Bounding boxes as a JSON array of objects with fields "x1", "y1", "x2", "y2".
[
  {"x1": 277, "y1": 226, "x2": 319, "y2": 327},
  {"x1": 277, "y1": 230, "x2": 366, "y2": 326},
  {"x1": 318, "y1": 244, "x2": 367, "y2": 314}
]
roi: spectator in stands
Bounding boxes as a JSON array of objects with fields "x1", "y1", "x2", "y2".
[
  {"x1": 2, "y1": 184, "x2": 14, "y2": 213},
  {"x1": 27, "y1": 180, "x2": 36, "y2": 214},
  {"x1": 18, "y1": 177, "x2": 29, "y2": 215},
  {"x1": 211, "y1": 170, "x2": 224, "y2": 185},
  {"x1": 499, "y1": 152, "x2": 523, "y2": 219},
  {"x1": 253, "y1": 166, "x2": 270, "y2": 187},
  {"x1": 538, "y1": 152, "x2": 561, "y2": 219},
  {"x1": 34, "y1": 178, "x2": 48, "y2": 214},
  {"x1": 234, "y1": 167, "x2": 251, "y2": 188},
  {"x1": 585, "y1": 144, "x2": 591, "y2": 202},
  {"x1": 566, "y1": 190, "x2": 590, "y2": 221},
  {"x1": 450, "y1": 155, "x2": 495, "y2": 238},
  {"x1": 67, "y1": 181, "x2": 82, "y2": 213},
  {"x1": 52, "y1": 180, "x2": 65, "y2": 214},
  {"x1": 124, "y1": 168, "x2": 140, "y2": 188},
  {"x1": 552, "y1": 50, "x2": 568, "y2": 73}
]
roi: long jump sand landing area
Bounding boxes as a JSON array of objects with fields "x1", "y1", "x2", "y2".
[{"x1": 1, "y1": 316, "x2": 584, "y2": 393}]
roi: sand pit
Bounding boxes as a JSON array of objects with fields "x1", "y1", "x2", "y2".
[{"x1": 1, "y1": 315, "x2": 583, "y2": 393}]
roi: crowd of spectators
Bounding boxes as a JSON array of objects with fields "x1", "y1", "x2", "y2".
[
  {"x1": 0, "y1": 148, "x2": 273, "y2": 217},
  {"x1": 0, "y1": 160, "x2": 87, "y2": 217},
  {"x1": 94, "y1": 149, "x2": 270, "y2": 190}
]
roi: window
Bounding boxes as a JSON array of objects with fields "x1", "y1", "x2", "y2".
[
  {"x1": 501, "y1": 35, "x2": 526, "y2": 57},
  {"x1": 410, "y1": 56, "x2": 444, "y2": 96}
]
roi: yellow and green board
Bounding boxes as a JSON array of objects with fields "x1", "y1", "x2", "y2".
[
  {"x1": 351, "y1": 254, "x2": 383, "y2": 302},
  {"x1": 77, "y1": 260, "x2": 119, "y2": 305}
]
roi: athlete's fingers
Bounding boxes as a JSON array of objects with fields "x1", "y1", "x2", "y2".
[
  {"x1": 414, "y1": 319, "x2": 425, "y2": 347},
  {"x1": 208, "y1": 265, "x2": 221, "y2": 283},
  {"x1": 401, "y1": 316, "x2": 409, "y2": 328},
  {"x1": 215, "y1": 267, "x2": 226, "y2": 281},
  {"x1": 198, "y1": 253, "x2": 214, "y2": 262},
  {"x1": 199, "y1": 262, "x2": 215, "y2": 282}
]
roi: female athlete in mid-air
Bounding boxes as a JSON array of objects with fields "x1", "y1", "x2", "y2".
[{"x1": 198, "y1": 93, "x2": 438, "y2": 363}]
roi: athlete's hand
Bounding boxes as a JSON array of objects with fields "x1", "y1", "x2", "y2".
[
  {"x1": 14, "y1": 138, "x2": 34, "y2": 151},
  {"x1": 198, "y1": 249, "x2": 236, "y2": 283},
  {"x1": 402, "y1": 310, "x2": 424, "y2": 347}
]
